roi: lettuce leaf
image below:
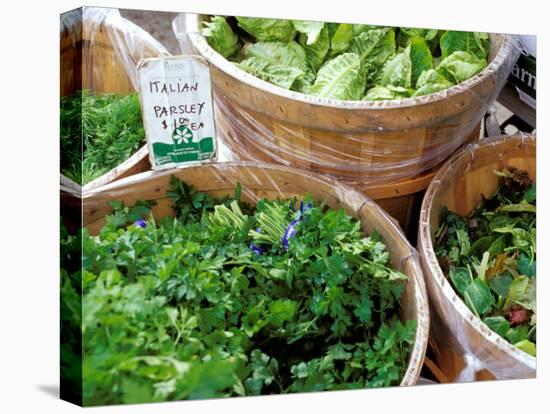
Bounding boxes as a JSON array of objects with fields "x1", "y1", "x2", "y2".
[
  {"x1": 409, "y1": 37, "x2": 433, "y2": 87},
  {"x1": 292, "y1": 20, "x2": 324, "y2": 45},
  {"x1": 243, "y1": 40, "x2": 315, "y2": 90},
  {"x1": 400, "y1": 27, "x2": 439, "y2": 41},
  {"x1": 436, "y1": 51, "x2": 486, "y2": 84},
  {"x1": 236, "y1": 17, "x2": 296, "y2": 42},
  {"x1": 330, "y1": 24, "x2": 354, "y2": 56},
  {"x1": 201, "y1": 16, "x2": 240, "y2": 58},
  {"x1": 299, "y1": 25, "x2": 330, "y2": 71},
  {"x1": 378, "y1": 46, "x2": 412, "y2": 89},
  {"x1": 238, "y1": 57, "x2": 305, "y2": 89},
  {"x1": 412, "y1": 69, "x2": 454, "y2": 97},
  {"x1": 349, "y1": 28, "x2": 396, "y2": 84},
  {"x1": 440, "y1": 31, "x2": 489, "y2": 60},
  {"x1": 309, "y1": 53, "x2": 366, "y2": 100},
  {"x1": 363, "y1": 85, "x2": 412, "y2": 101}
]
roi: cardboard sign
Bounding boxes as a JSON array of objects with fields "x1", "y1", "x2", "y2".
[{"x1": 137, "y1": 56, "x2": 217, "y2": 169}]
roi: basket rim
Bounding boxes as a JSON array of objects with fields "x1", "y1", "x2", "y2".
[
  {"x1": 418, "y1": 134, "x2": 536, "y2": 370},
  {"x1": 185, "y1": 14, "x2": 517, "y2": 110},
  {"x1": 84, "y1": 160, "x2": 430, "y2": 386}
]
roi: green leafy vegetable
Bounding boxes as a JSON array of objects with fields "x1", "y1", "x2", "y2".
[
  {"x1": 435, "y1": 168, "x2": 536, "y2": 355},
  {"x1": 238, "y1": 57, "x2": 305, "y2": 89},
  {"x1": 204, "y1": 17, "x2": 491, "y2": 100},
  {"x1": 64, "y1": 177, "x2": 416, "y2": 405},
  {"x1": 201, "y1": 16, "x2": 240, "y2": 58},
  {"x1": 236, "y1": 17, "x2": 296, "y2": 42},
  {"x1": 309, "y1": 53, "x2": 366, "y2": 100},
  {"x1": 436, "y1": 51, "x2": 486, "y2": 84},
  {"x1": 60, "y1": 91, "x2": 145, "y2": 185}
]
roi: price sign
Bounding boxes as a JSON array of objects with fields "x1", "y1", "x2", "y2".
[{"x1": 137, "y1": 56, "x2": 217, "y2": 169}]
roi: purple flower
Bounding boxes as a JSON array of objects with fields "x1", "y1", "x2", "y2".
[{"x1": 134, "y1": 219, "x2": 147, "y2": 228}]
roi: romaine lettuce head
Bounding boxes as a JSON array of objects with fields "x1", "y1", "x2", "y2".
[
  {"x1": 243, "y1": 41, "x2": 315, "y2": 89},
  {"x1": 400, "y1": 27, "x2": 439, "y2": 41},
  {"x1": 236, "y1": 17, "x2": 296, "y2": 42},
  {"x1": 378, "y1": 46, "x2": 412, "y2": 89},
  {"x1": 310, "y1": 53, "x2": 366, "y2": 100},
  {"x1": 436, "y1": 51, "x2": 486, "y2": 84},
  {"x1": 292, "y1": 20, "x2": 325, "y2": 45},
  {"x1": 349, "y1": 29, "x2": 396, "y2": 84},
  {"x1": 412, "y1": 69, "x2": 454, "y2": 97},
  {"x1": 440, "y1": 31, "x2": 489, "y2": 60},
  {"x1": 299, "y1": 25, "x2": 330, "y2": 71},
  {"x1": 201, "y1": 16, "x2": 240, "y2": 58},
  {"x1": 363, "y1": 85, "x2": 413, "y2": 101},
  {"x1": 238, "y1": 57, "x2": 305, "y2": 90}
]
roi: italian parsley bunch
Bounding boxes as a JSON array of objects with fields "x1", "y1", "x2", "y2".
[{"x1": 62, "y1": 177, "x2": 416, "y2": 405}]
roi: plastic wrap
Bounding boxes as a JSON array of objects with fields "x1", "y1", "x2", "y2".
[
  {"x1": 82, "y1": 161, "x2": 429, "y2": 386},
  {"x1": 60, "y1": 7, "x2": 170, "y2": 192},
  {"x1": 176, "y1": 14, "x2": 523, "y2": 186},
  {"x1": 417, "y1": 134, "x2": 536, "y2": 381}
]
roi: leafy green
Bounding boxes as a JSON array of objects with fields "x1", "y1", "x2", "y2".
[
  {"x1": 379, "y1": 46, "x2": 412, "y2": 89},
  {"x1": 349, "y1": 29, "x2": 396, "y2": 84},
  {"x1": 440, "y1": 31, "x2": 489, "y2": 60},
  {"x1": 236, "y1": 17, "x2": 296, "y2": 42},
  {"x1": 436, "y1": 51, "x2": 486, "y2": 84},
  {"x1": 65, "y1": 177, "x2": 416, "y2": 405},
  {"x1": 201, "y1": 16, "x2": 240, "y2": 58},
  {"x1": 436, "y1": 168, "x2": 536, "y2": 355},
  {"x1": 60, "y1": 91, "x2": 145, "y2": 185},
  {"x1": 242, "y1": 41, "x2": 314, "y2": 88},
  {"x1": 204, "y1": 17, "x2": 491, "y2": 100},
  {"x1": 412, "y1": 69, "x2": 454, "y2": 97},
  {"x1": 293, "y1": 20, "x2": 325, "y2": 45},
  {"x1": 238, "y1": 57, "x2": 305, "y2": 89},
  {"x1": 309, "y1": 53, "x2": 366, "y2": 100}
]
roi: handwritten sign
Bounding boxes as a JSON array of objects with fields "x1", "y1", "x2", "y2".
[{"x1": 137, "y1": 56, "x2": 216, "y2": 169}]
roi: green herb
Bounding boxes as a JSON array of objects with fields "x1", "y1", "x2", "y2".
[
  {"x1": 435, "y1": 168, "x2": 536, "y2": 355},
  {"x1": 60, "y1": 90, "x2": 145, "y2": 185},
  {"x1": 63, "y1": 177, "x2": 416, "y2": 405},
  {"x1": 203, "y1": 17, "x2": 489, "y2": 101}
]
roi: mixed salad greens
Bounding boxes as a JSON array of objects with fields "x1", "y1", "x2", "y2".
[
  {"x1": 61, "y1": 177, "x2": 416, "y2": 405},
  {"x1": 202, "y1": 16, "x2": 490, "y2": 101},
  {"x1": 435, "y1": 168, "x2": 536, "y2": 356},
  {"x1": 60, "y1": 91, "x2": 145, "y2": 185}
]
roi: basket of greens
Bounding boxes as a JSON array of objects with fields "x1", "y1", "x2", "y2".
[
  {"x1": 60, "y1": 162, "x2": 429, "y2": 405},
  {"x1": 60, "y1": 8, "x2": 169, "y2": 192},
  {"x1": 177, "y1": 14, "x2": 519, "y2": 186},
  {"x1": 418, "y1": 134, "x2": 536, "y2": 382}
]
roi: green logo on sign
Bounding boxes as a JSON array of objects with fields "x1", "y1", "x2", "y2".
[{"x1": 152, "y1": 125, "x2": 215, "y2": 166}]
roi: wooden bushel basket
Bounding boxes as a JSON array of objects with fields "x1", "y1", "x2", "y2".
[
  {"x1": 417, "y1": 134, "x2": 536, "y2": 381},
  {"x1": 60, "y1": 8, "x2": 167, "y2": 193},
  {"x1": 182, "y1": 14, "x2": 518, "y2": 187},
  {"x1": 83, "y1": 161, "x2": 430, "y2": 387}
]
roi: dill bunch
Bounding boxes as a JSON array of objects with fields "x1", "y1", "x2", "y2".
[{"x1": 60, "y1": 90, "x2": 145, "y2": 185}]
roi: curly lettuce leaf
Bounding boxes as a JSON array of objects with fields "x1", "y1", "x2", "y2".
[
  {"x1": 349, "y1": 28, "x2": 396, "y2": 84},
  {"x1": 436, "y1": 51, "x2": 486, "y2": 84},
  {"x1": 330, "y1": 24, "x2": 354, "y2": 56},
  {"x1": 409, "y1": 37, "x2": 433, "y2": 87},
  {"x1": 363, "y1": 85, "x2": 412, "y2": 101},
  {"x1": 292, "y1": 20, "x2": 324, "y2": 45},
  {"x1": 412, "y1": 69, "x2": 454, "y2": 97},
  {"x1": 299, "y1": 25, "x2": 330, "y2": 71},
  {"x1": 238, "y1": 57, "x2": 305, "y2": 89},
  {"x1": 236, "y1": 17, "x2": 296, "y2": 42},
  {"x1": 440, "y1": 31, "x2": 489, "y2": 60},
  {"x1": 243, "y1": 40, "x2": 315, "y2": 89},
  {"x1": 201, "y1": 16, "x2": 240, "y2": 58},
  {"x1": 309, "y1": 53, "x2": 366, "y2": 100},
  {"x1": 400, "y1": 27, "x2": 439, "y2": 41},
  {"x1": 378, "y1": 46, "x2": 412, "y2": 89}
]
